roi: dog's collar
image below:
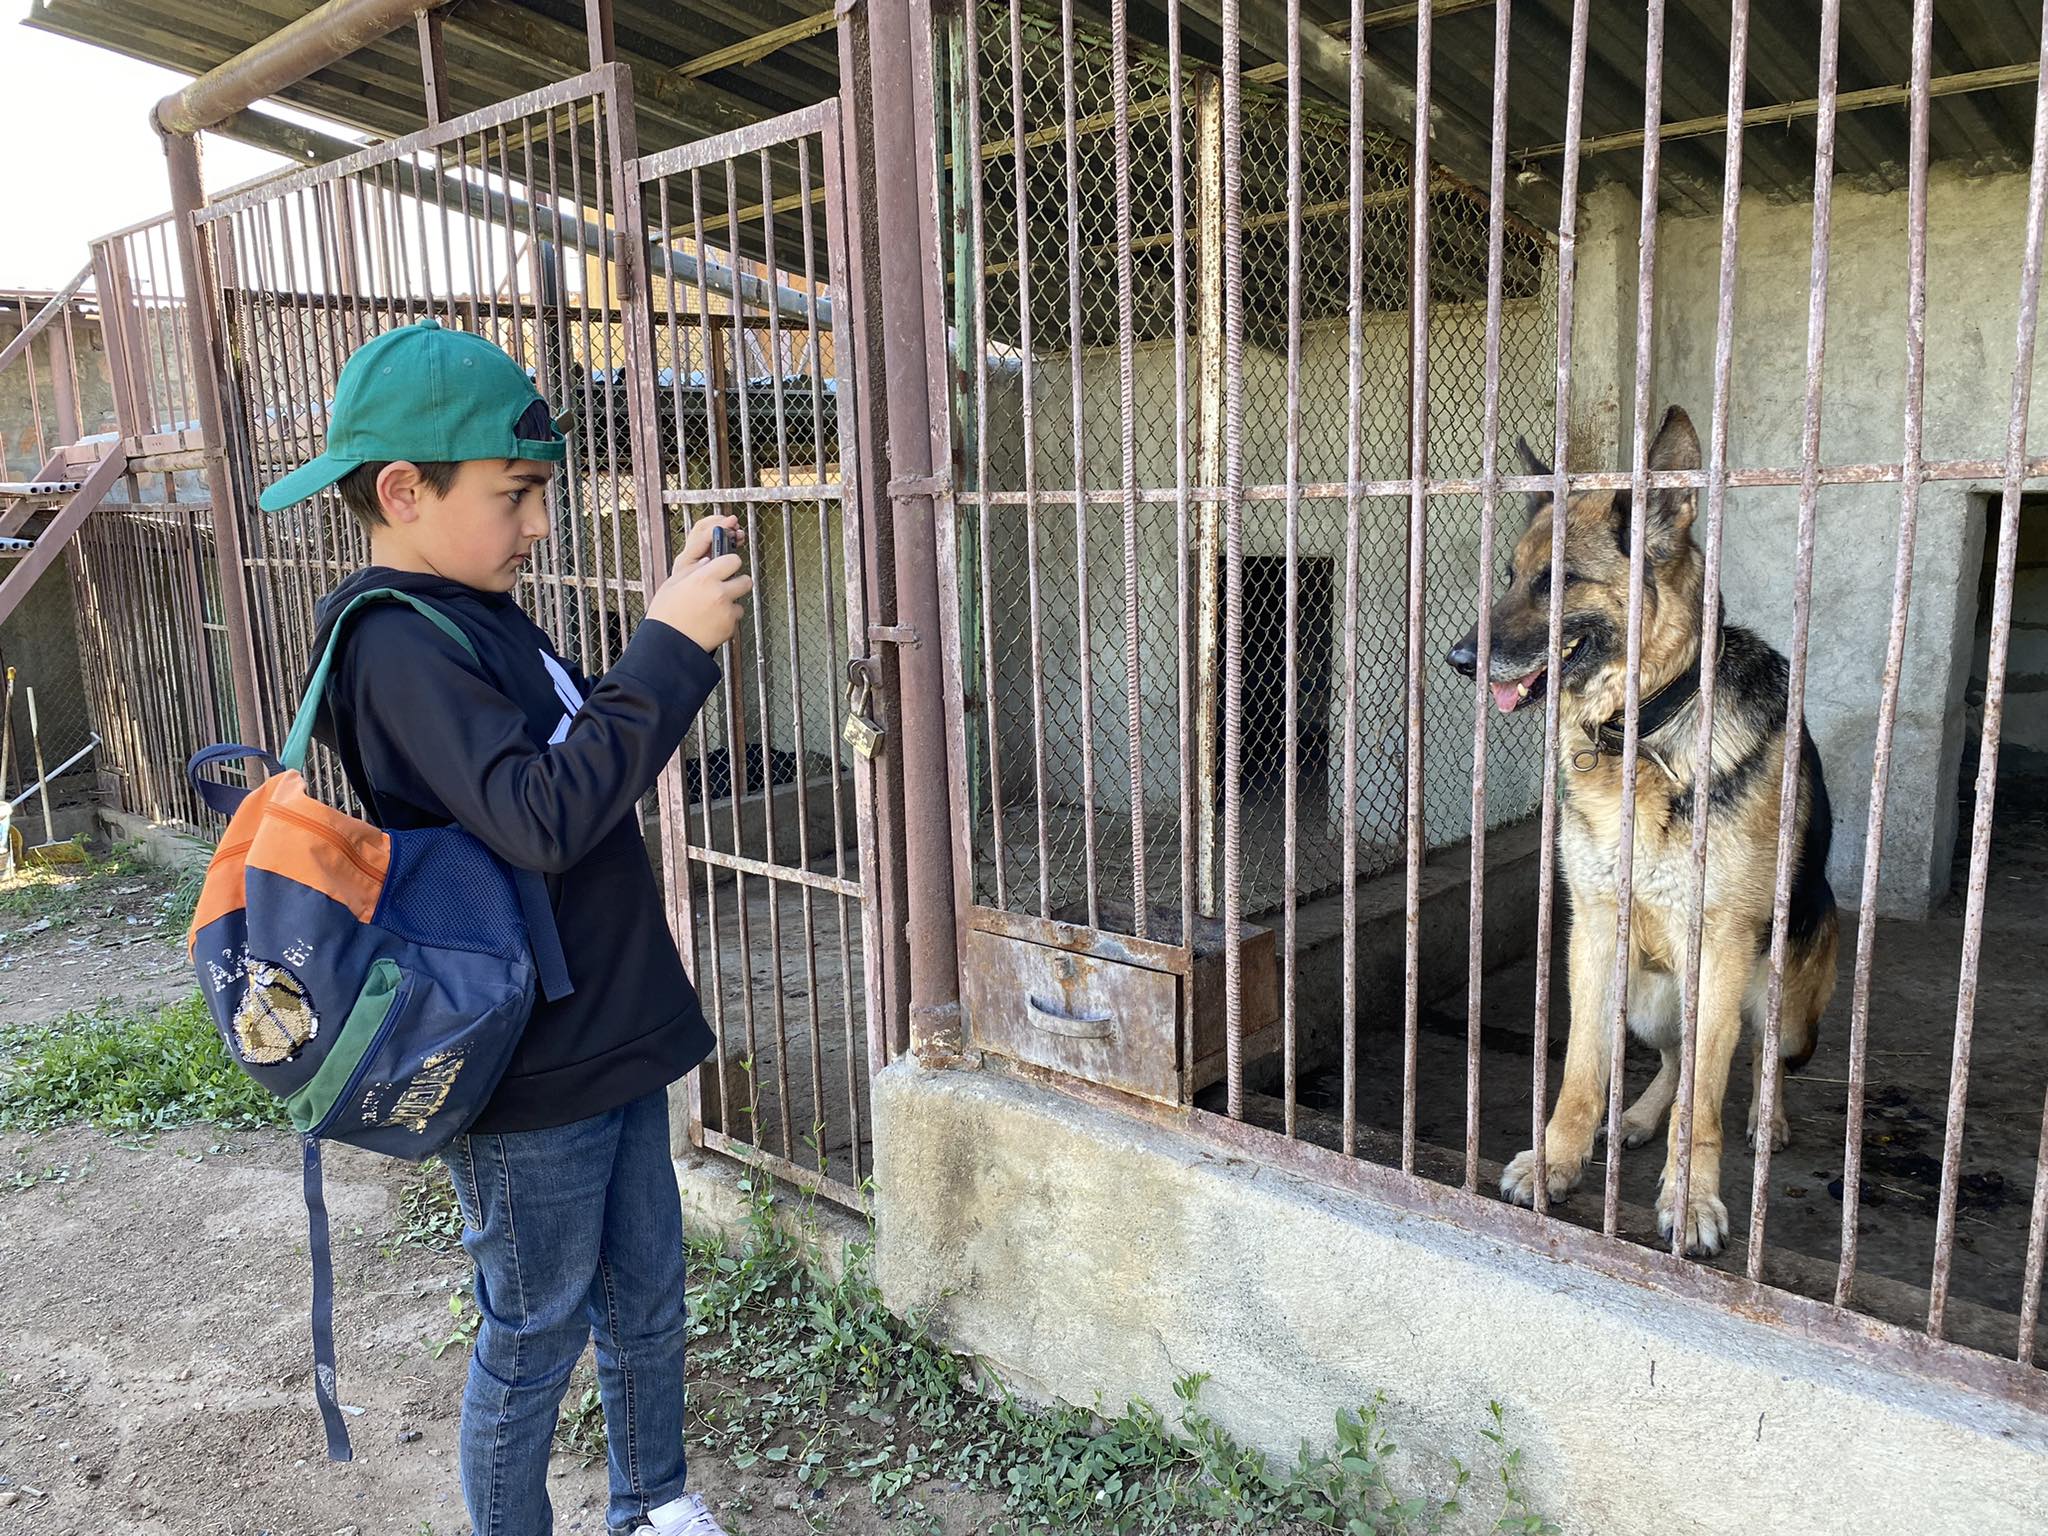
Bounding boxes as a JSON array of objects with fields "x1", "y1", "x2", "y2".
[{"x1": 1574, "y1": 600, "x2": 1727, "y2": 772}]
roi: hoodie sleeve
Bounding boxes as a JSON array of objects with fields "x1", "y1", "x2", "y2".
[{"x1": 334, "y1": 607, "x2": 719, "y2": 873}]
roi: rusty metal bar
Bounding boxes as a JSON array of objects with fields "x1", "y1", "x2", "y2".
[
  {"x1": 1282, "y1": 0, "x2": 1303, "y2": 1137},
  {"x1": 1745, "y1": 0, "x2": 1869, "y2": 1277},
  {"x1": 870, "y1": 0, "x2": 964, "y2": 1057},
  {"x1": 1822, "y1": 0, "x2": 1897, "y2": 1300},
  {"x1": 154, "y1": 0, "x2": 449, "y2": 136},
  {"x1": 1929, "y1": 0, "x2": 2048, "y2": 1340},
  {"x1": 1529, "y1": 0, "x2": 1591, "y2": 1218},
  {"x1": 1010, "y1": 0, "x2": 1053, "y2": 921},
  {"x1": 1171, "y1": 0, "x2": 1195, "y2": 957},
  {"x1": 1060, "y1": 0, "x2": 1102, "y2": 932},
  {"x1": 1341, "y1": 0, "x2": 1365, "y2": 1158},
  {"x1": 1112, "y1": 0, "x2": 1148, "y2": 942},
  {"x1": 1400, "y1": 0, "x2": 1436, "y2": 1176},
  {"x1": 965, "y1": 0, "x2": 1008, "y2": 915},
  {"x1": 418, "y1": 8, "x2": 450, "y2": 126},
  {"x1": 1598, "y1": 0, "x2": 1666, "y2": 1242},
  {"x1": 1671, "y1": 0, "x2": 1757, "y2": 1260},
  {"x1": 1220, "y1": 0, "x2": 1247, "y2": 1119},
  {"x1": 161, "y1": 130, "x2": 264, "y2": 768},
  {"x1": 2024, "y1": 1081, "x2": 2048, "y2": 1364},
  {"x1": 1465, "y1": 0, "x2": 1514, "y2": 1193}
]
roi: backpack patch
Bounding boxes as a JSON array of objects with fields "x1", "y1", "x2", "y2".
[{"x1": 231, "y1": 958, "x2": 320, "y2": 1065}]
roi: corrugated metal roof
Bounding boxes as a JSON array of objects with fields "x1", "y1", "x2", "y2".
[
  {"x1": 23, "y1": 0, "x2": 2043, "y2": 214},
  {"x1": 25, "y1": 0, "x2": 841, "y2": 156}
]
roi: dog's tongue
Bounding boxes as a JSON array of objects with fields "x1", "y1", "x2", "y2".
[{"x1": 1492, "y1": 669, "x2": 1540, "y2": 714}]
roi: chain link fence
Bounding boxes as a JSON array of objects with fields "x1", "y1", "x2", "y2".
[{"x1": 948, "y1": 3, "x2": 1556, "y2": 935}]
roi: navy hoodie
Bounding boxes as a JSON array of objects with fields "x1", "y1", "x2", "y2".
[{"x1": 307, "y1": 566, "x2": 719, "y2": 1134}]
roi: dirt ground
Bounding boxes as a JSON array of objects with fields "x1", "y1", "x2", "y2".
[{"x1": 0, "y1": 858, "x2": 996, "y2": 1536}]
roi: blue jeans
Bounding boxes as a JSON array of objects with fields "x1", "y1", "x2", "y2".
[{"x1": 442, "y1": 1089, "x2": 689, "y2": 1535}]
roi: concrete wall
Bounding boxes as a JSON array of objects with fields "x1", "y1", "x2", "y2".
[
  {"x1": 874, "y1": 1061, "x2": 2048, "y2": 1536},
  {"x1": 975, "y1": 292, "x2": 1559, "y2": 884},
  {"x1": 1633, "y1": 168, "x2": 2048, "y2": 916}
]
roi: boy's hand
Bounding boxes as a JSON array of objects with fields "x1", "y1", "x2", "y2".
[
  {"x1": 678, "y1": 513, "x2": 743, "y2": 567},
  {"x1": 650, "y1": 521, "x2": 751, "y2": 651}
]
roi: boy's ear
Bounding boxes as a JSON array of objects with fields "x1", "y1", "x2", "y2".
[{"x1": 376, "y1": 461, "x2": 428, "y2": 524}]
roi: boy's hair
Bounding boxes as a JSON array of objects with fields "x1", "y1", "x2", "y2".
[{"x1": 335, "y1": 460, "x2": 460, "y2": 527}]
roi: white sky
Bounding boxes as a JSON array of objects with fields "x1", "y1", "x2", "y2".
[{"x1": 0, "y1": 17, "x2": 359, "y2": 289}]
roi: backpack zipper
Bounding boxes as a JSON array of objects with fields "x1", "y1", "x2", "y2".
[
  {"x1": 268, "y1": 803, "x2": 389, "y2": 886},
  {"x1": 311, "y1": 967, "x2": 418, "y2": 1138}
]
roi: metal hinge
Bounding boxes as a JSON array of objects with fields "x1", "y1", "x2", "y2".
[{"x1": 886, "y1": 471, "x2": 950, "y2": 500}]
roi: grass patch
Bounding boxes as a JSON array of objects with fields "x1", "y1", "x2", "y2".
[
  {"x1": 0, "y1": 992, "x2": 283, "y2": 1134},
  {"x1": 557, "y1": 1169, "x2": 1557, "y2": 1534}
]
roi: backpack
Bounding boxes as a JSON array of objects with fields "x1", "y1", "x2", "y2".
[{"x1": 186, "y1": 588, "x2": 573, "y2": 1462}]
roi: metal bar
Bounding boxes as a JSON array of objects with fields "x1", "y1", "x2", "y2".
[
  {"x1": 757, "y1": 137, "x2": 827, "y2": 1169},
  {"x1": 1010, "y1": 0, "x2": 1053, "y2": 921},
  {"x1": 663, "y1": 484, "x2": 846, "y2": 506},
  {"x1": 1929, "y1": 0, "x2": 2048, "y2": 1341},
  {"x1": 161, "y1": 132, "x2": 264, "y2": 769},
  {"x1": 1193, "y1": 72, "x2": 1225, "y2": 923},
  {"x1": 726, "y1": 147, "x2": 797, "y2": 1161},
  {"x1": 585, "y1": 0, "x2": 615, "y2": 70},
  {"x1": 1282, "y1": 0, "x2": 1303, "y2": 1136},
  {"x1": 154, "y1": 0, "x2": 451, "y2": 136},
  {"x1": 1822, "y1": 0, "x2": 1893, "y2": 1299},
  {"x1": 1169, "y1": 0, "x2": 1195, "y2": 955},
  {"x1": 964, "y1": 0, "x2": 1008, "y2": 916},
  {"x1": 1341, "y1": 0, "x2": 1364, "y2": 1159},
  {"x1": 873, "y1": 0, "x2": 963, "y2": 1056},
  {"x1": 1671, "y1": 0, "x2": 1756, "y2": 1260},
  {"x1": 1058, "y1": 0, "x2": 1102, "y2": 931},
  {"x1": 417, "y1": 9, "x2": 450, "y2": 126},
  {"x1": 1465, "y1": 0, "x2": 1513, "y2": 1194},
  {"x1": 679, "y1": 8, "x2": 839, "y2": 80},
  {"x1": 0, "y1": 266, "x2": 91, "y2": 381},
  {"x1": 1518, "y1": 59, "x2": 2044, "y2": 163},
  {"x1": 1600, "y1": 0, "x2": 1666, "y2": 1240},
  {"x1": 2023, "y1": 1080, "x2": 2048, "y2": 1364},
  {"x1": 1221, "y1": 0, "x2": 1246, "y2": 1119},
  {"x1": 1112, "y1": 0, "x2": 1147, "y2": 942},
  {"x1": 1531, "y1": 0, "x2": 1592, "y2": 1218},
  {"x1": 1400, "y1": 0, "x2": 1436, "y2": 1175}
]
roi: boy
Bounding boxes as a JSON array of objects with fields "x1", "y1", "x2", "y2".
[{"x1": 258, "y1": 318, "x2": 749, "y2": 1536}]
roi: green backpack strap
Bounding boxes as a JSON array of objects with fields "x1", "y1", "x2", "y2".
[{"x1": 280, "y1": 588, "x2": 479, "y2": 772}]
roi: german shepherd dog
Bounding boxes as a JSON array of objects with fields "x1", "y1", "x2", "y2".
[{"x1": 1448, "y1": 406, "x2": 1839, "y2": 1255}]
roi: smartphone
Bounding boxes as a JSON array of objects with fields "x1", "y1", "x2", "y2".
[{"x1": 710, "y1": 526, "x2": 731, "y2": 561}]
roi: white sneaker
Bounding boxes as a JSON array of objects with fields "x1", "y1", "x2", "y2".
[{"x1": 627, "y1": 1492, "x2": 729, "y2": 1536}]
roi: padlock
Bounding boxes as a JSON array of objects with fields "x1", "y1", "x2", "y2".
[{"x1": 842, "y1": 669, "x2": 885, "y2": 761}]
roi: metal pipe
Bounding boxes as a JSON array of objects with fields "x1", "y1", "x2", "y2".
[
  {"x1": 160, "y1": 129, "x2": 265, "y2": 763},
  {"x1": 868, "y1": 0, "x2": 963, "y2": 1059},
  {"x1": 153, "y1": 0, "x2": 450, "y2": 137}
]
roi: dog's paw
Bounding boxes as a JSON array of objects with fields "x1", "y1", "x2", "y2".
[
  {"x1": 1657, "y1": 1184, "x2": 1731, "y2": 1257},
  {"x1": 1619, "y1": 1113, "x2": 1663, "y2": 1150},
  {"x1": 1747, "y1": 1100, "x2": 1791, "y2": 1152},
  {"x1": 1500, "y1": 1147, "x2": 1580, "y2": 1207}
]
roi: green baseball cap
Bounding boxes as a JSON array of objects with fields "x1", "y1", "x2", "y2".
[{"x1": 258, "y1": 318, "x2": 570, "y2": 511}]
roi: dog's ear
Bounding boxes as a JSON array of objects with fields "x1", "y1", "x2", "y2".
[
  {"x1": 1646, "y1": 405, "x2": 1700, "y2": 558},
  {"x1": 1515, "y1": 435, "x2": 1554, "y2": 525}
]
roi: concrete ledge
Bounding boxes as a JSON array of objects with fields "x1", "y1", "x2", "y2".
[
  {"x1": 872, "y1": 1059, "x2": 2047, "y2": 1536},
  {"x1": 96, "y1": 806, "x2": 214, "y2": 874},
  {"x1": 671, "y1": 1145, "x2": 868, "y2": 1285}
]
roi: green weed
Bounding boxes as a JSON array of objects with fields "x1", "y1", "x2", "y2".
[{"x1": 0, "y1": 992, "x2": 281, "y2": 1134}]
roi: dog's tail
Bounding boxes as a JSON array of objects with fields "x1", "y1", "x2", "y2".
[{"x1": 1777, "y1": 904, "x2": 1838, "y2": 1074}]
